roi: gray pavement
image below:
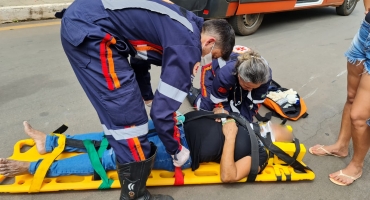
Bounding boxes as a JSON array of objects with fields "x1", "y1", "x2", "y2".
[
  {"x1": 0, "y1": 0, "x2": 71, "y2": 7},
  {"x1": 1, "y1": 5, "x2": 370, "y2": 200}
]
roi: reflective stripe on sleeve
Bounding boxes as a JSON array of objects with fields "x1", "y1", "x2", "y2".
[
  {"x1": 102, "y1": 0, "x2": 194, "y2": 32},
  {"x1": 230, "y1": 100, "x2": 240, "y2": 113},
  {"x1": 157, "y1": 79, "x2": 187, "y2": 103},
  {"x1": 253, "y1": 99, "x2": 265, "y2": 104},
  {"x1": 196, "y1": 98, "x2": 201, "y2": 110},
  {"x1": 210, "y1": 94, "x2": 228, "y2": 104}
]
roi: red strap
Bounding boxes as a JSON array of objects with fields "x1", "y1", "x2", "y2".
[
  {"x1": 173, "y1": 113, "x2": 182, "y2": 150},
  {"x1": 174, "y1": 167, "x2": 184, "y2": 185},
  {"x1": 100, "y1": 33, "x2": 114, "y2": 91}
]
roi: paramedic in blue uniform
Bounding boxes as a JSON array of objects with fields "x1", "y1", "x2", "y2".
[
  {"x1": 58, "y1": 0, "x2": 235, "y2": 199},
  {"x1": 190, "y1": 46, "x2": 271, "y2": 123}
]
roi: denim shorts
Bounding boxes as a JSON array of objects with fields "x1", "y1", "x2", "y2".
[{"x1": 345, "y1": 20, "x2": 370, "y2": 74}]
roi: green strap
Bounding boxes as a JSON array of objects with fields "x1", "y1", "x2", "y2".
[
  {"x1": 97, "y1": 138, "x2": 109, "y2": 158},
  {"x1": 83, "y1": 139, "x2": 113, "y2": 189}
]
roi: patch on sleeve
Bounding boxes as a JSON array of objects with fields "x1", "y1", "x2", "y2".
[
  {"x1": 233, "y1": 45, "x2": 250, "y2": 54},
  {"x1": 218, "y1": 87, "x2": 227, "y2": 94}
]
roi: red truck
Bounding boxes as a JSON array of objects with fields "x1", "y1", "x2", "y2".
[{"x1": 172, "y1": 0, "x2": 358, "y2": 35}]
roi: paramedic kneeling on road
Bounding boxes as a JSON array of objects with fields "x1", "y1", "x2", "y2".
[
  {"x1": 59, "y1": 0, "x2": 235, "y2": 199},
  {"x1": 190, "y1": 47, "x2": 272, "y2": 123},
  {"x1": 0, "y1": 113, "x2": 293, "y2": 183}
]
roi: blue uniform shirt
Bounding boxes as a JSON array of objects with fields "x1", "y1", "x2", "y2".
[{"x1": 199, "y1": 52, "x2": 272, "y2": 122}]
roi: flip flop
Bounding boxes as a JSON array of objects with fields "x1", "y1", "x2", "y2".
[
  {"x1": 308, "y1": 145, "x2": 345, "y2": 158},
  {"x1": 329, "y1": 170, "x2": 362, "y2": 186}
]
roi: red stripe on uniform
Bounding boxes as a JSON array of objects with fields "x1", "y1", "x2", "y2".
[
  {"x1": 201, "y1": 64, "x2": 212, "y2": 97},
  {"x1": 100, "y1": 33, "x2": 114, "y2": 91},
  {"x1": 129, "y1": 40, "x2": 163, "y2": 51},
  {"x1": 172, "y1": 113, "x2": 184, "y2": 185},
  {"x1": 215, "y1": 103, "x2": 224, "y2": 108},
  {"x1": 127, "y1": 138, "x2": 140, "y2": 162}
]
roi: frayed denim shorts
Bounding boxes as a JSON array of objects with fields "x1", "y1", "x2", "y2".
[{"x1": 345, "y1": 20, "x2": 370, "y2": 74}]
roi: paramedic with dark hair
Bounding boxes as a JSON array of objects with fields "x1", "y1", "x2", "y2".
[
  {"x1": 190, "y1": 47, "x2": 272, "y2": 123},
  {"x1": 58, "y1": 0, "x2": 235, "y2": 199}
]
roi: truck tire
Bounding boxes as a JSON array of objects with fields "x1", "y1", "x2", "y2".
[
  {"x1": 336, "y1": 0, "x2": 357, "y2": 16},
  {"x1": 229, "y1": 14, "x2": 264, "y2": 36}
]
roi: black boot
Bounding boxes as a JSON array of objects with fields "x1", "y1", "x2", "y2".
[
  {"x1": 116, "y1": 143, "x2": 174, "y2": 200},
  {"x1": 187, "y1": 86, "x2": 201, "y2": 107}
]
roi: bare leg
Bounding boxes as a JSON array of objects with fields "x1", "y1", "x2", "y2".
[
  {"x1": 329, "y1": 68, "x2": 370, "y2": 185},
  {"x1": 23, "y1": 121, "x2": 46, "y2": 154},
  {"x1": 309, "y1": 61, "x2": 363, "y2": 157},
  {"x1": 0, "y1": 158, "x2": 30, "y2": 177}
]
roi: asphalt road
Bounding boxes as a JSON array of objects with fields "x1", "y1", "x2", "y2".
[{"x1": 1, "y1": 4, "x2": 370, "y2": 200}]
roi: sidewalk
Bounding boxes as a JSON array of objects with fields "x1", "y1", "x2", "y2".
[{"x1": 0, "y1": 0, "x2": 72, "y2": 23}]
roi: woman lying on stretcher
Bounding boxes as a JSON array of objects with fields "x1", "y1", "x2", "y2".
[{"x1": 0, "y1": 111, "x2": 293, "y2": 183}]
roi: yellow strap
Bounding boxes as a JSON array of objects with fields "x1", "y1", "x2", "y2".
[{"x1": 28, "y1": 134, "x2": 66, "y2": 193}]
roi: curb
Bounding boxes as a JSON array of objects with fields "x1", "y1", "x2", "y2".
[{"x1": 0, "y1": 3, "x2": 71, "y2": 24}]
